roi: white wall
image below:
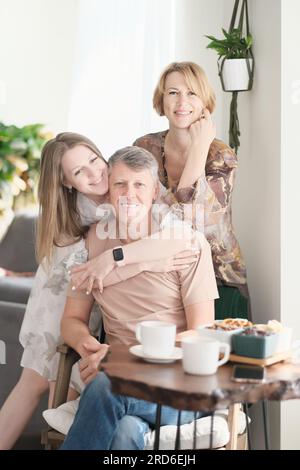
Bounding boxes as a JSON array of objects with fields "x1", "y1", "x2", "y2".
[
  {"x1": 231, "y1": 0, "x2": 281, "y2": 326},
  {"x1": 224, "y1": 0, "x2": 282, "y2": 449},
  {"x1": 67, "y1": 0, "x2": 227, "y2": 159},
  {"x1": 0, "y1": 0, "x2": 229, "y2": 149},
  {"x1": 67, "y1": 0, "x2": 177, "y2": 158},
  {"x1": 228, "y1": 0, "x2": 300, "y2": 449},
  {"x1": 280, "y1": 0, "x2": 300, "y2": 450},
  {"x1": 0, "y1": 0, "x2": 78, "y2": 133},
  {"x1": 174, "y1": 0, "x2": 227, "y2": 141}
]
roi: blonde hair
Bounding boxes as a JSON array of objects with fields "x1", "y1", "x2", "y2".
[
  {"x1": 153, "y1": 61, "x2": 216, "y2": 116},
  {"x1": 36, "y1": 132, "x2": 105, "y2": 263}
]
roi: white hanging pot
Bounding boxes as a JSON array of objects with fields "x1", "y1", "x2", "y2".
[{"x1": 222, "y1": 58, "x2": 253, "y2": 91}]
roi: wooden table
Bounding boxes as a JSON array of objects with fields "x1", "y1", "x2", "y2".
[
  {"x1": 101, "y1": 345, "x2": 300, "y2": 449},
  {"x1": 101, "y1": 345, "x2": 300, "y2": 411}
]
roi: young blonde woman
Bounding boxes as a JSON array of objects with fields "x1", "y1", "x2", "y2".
[
  {"x1": 71, "y1": 62, "x2": 249, "y2": 316},
  {"x1": 0, "y1": 133, "x2": 198, "y2": 450}
]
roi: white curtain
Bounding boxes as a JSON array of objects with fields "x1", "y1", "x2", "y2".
[{"x1": 68, "y1": 0, "x2": 176, "y2": 159}]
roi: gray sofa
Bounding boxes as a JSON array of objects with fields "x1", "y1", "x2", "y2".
[{"x1": 0, "y1": 210, "x2": 47, "y2": 449}]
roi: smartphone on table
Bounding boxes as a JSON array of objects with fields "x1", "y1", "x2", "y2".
[{"x1": 231, "y1": 365, "x2": 265, "y2": 383}]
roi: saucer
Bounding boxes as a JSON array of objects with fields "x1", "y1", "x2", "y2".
[{"x1": 129, "y1": 345, "x2": 182, "y2": 364}]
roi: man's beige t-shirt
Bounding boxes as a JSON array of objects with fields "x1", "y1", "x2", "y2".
[{"x1": 68, "y1": 224, "x2": 219, "y2": 346}]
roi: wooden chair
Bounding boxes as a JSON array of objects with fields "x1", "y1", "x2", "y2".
[{"x1": 41, "y1": 344, "x2": 79, "y2": 450}]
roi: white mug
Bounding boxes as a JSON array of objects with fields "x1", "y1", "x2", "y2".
[
  {"x1": 136, "y1": 321, "x2": 176, "y2": 358},
  {"x1": 182, "y1": 337, "x2": 230, "y2": 375}
]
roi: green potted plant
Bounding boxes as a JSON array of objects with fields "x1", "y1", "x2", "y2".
[
  {"x1": 206, "y1": 27, "x2": 253, "y2": 91},
  {"x1": 205, "y1": 0, "x2": 254, "y2": 154},
  {"x1": 0, "y1": 122, "x2": 51, "y2": 216}
]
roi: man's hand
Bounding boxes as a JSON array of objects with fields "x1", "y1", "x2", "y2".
[{"x1": 76, "y1": 335, "x2": 109, "y2": 384}]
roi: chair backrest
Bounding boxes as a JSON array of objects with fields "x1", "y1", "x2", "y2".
[{"x1": 0, "y1": 210, "x2": 38, "y2": 272}]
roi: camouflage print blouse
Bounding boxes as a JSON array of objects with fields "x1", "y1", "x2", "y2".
[{"x1": 133, "y1": 130, "x2": 247, "y2": 288}]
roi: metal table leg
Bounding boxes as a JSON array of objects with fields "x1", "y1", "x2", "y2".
[
  {"x1": 193, "y1": 412, "x2": 197, "y2": 449},
  {"x1": 262, "y1": 400, "x2": 270, "y2": 450},
  {"x1": 175, "y1": 410, "x2": 182, "y2": 450},
  {"x1": 154, "y1": 404, "x2": 162, "y2": 450},
  {"x1": 243, "y1": 402, "x2": 252, "y2": 450}
]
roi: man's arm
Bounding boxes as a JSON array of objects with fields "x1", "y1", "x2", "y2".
[
  {"x1": 176, "y1": 301, "x2": 214, "y2": 340},
  {"x1": 61, "y1": 295, "x2": 109, "y2": 384},
  {"x1": 185, "y1": 301, "x2": 214, "y2": 329},
  {"x1": 177, "y1": 235, "x2": 218, "y2": 340},
  {"x1": 61, "y1": 296, "x2": 95, "y2": 356}
]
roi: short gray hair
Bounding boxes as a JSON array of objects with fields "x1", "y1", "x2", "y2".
[{"x1": 108, "y1": 146, "x2": 159, "y2": 182}]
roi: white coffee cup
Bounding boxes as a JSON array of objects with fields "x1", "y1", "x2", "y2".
[
  {"x1": 136, "y1": 321, "x2": 176, "y2": 358},
  {"x1": 182, "y1": 337, "x2": 230, "y2": 375}
]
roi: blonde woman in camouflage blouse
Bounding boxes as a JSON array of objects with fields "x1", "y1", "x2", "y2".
[{"x1": 134, "y1": 61, "x2": 249, "y2": 310}]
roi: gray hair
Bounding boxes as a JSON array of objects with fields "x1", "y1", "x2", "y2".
[{"x1": 108, "y1": 146, "x2": 159, "y2": 182}]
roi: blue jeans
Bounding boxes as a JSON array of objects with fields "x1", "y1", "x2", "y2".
[{"x1": 60, "y1": 372, "x2": 203, "y2": 450}]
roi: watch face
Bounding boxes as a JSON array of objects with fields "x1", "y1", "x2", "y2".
[{"x1": 113, "y1": 247, "x2": 124, "y2": 262}]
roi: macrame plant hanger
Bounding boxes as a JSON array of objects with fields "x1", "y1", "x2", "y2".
[{"x1": 218, "y1": 0, "x2": 254, "y2": 154}]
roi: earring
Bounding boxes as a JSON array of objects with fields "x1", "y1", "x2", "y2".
[{"x1": 68, "y1": 187, "x2": 72, "y2": 194}]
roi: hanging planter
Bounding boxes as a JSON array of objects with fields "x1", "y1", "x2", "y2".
[
  {"x1": 205, "y1": 0, "x2": 254, "y2": 153},
  {"x1": 221, "y1": 57, "x2": 253, "y2": 91}
]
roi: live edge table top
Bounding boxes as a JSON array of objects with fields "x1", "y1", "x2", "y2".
[{"x1": 100, "y1": 345, "x2": 300, "y2": 412}]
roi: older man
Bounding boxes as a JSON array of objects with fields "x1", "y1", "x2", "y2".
[{"x1": 60, "y1": 146, "x2": 218, "y2": 450}]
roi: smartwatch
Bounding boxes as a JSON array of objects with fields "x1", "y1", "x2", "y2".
[{"x1": 112, "y1": 246, "x2": 125, "y2": 267}]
